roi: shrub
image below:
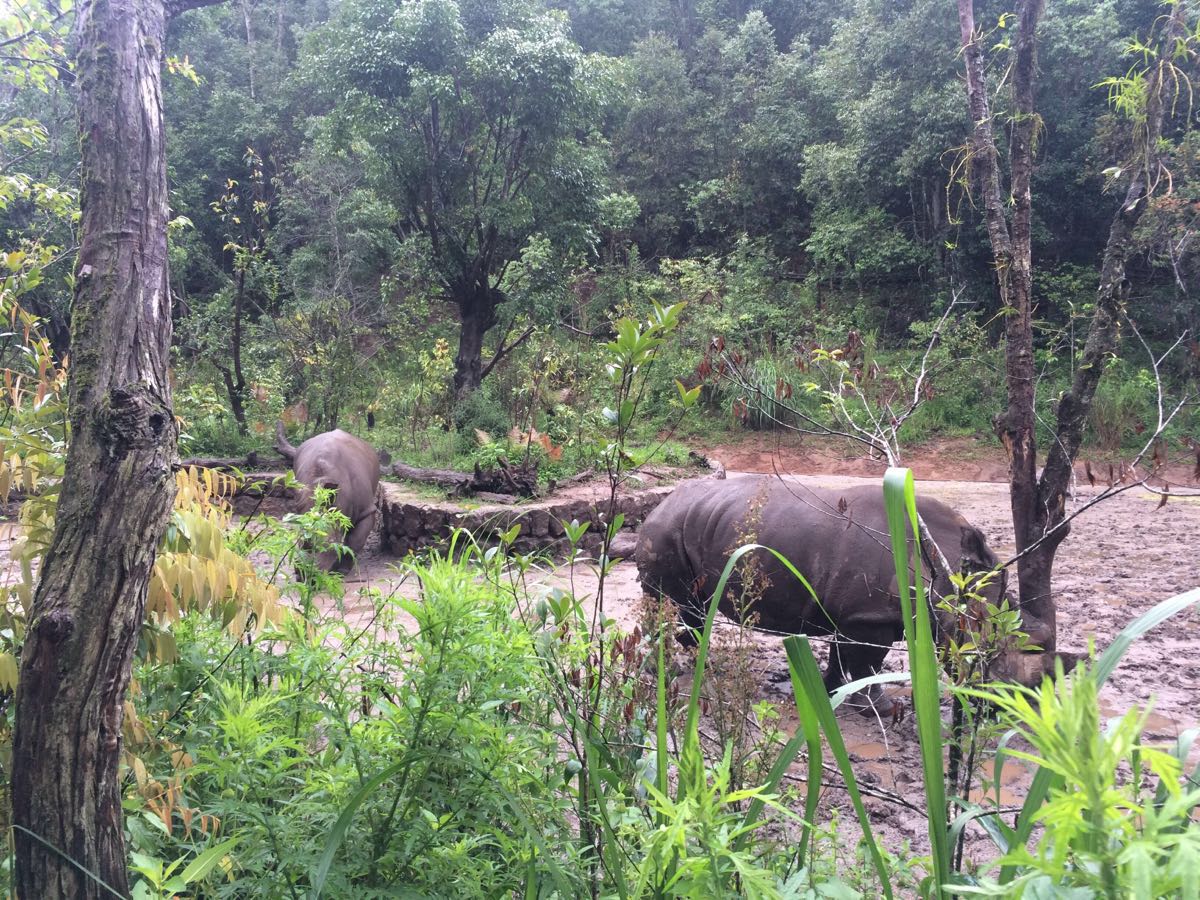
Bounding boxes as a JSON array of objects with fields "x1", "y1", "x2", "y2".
[
  {"x1": 452, "y1": 385, "x2": 511, "y2": 452},
  {"x1": 129, "y1": 544, "x2": 580, "y2": 897}
]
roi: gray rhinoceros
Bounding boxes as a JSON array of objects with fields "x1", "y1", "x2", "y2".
[
  {"x1": 636, "y1": 475, "x2": 1030, "y2": 714},
  {"x1": 275, "y1": 423, "x2": 381, "y2": 571}
]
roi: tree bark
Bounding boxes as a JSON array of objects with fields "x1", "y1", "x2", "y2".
[
  {"x1": 12, "y1": 1, "x2": 180, "y2": 895},
  {"x1": 215, "y1": 267, "x2": 249, "y2": 434},
  {"x1": 957, "y1": 0, "x2": 1186, "y2": 654},
  {"x1": 453, "y1": 283, "x2": 499, "y2": 400},
  {"x1": 957, "y1": 0, "x2": 1053, "y2": 650}
]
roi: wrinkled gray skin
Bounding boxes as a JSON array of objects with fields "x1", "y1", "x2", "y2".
[
  {"x1": 282, "y1": 429, "x2": 381, "y2": 571},
  {"x1": 636, "y1": 476, "x2": 1012, "y2": 715}
]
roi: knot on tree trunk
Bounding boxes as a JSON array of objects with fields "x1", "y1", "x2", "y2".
[
  {"x1": 33, "y1": 608, "x2": 74, "y2": 645},
  {"x1": 98, "y1": 385, "x2": 173, "y2": 458}
]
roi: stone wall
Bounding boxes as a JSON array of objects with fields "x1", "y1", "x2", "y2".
[{"x1": 379, "y1": 482, "x2": 677, "y2": 557}]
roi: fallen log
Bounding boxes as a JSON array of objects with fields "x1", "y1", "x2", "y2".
[
  {"x1": 178, "y1": 451, "x2": 273, "y2": 471},
  {"x1": 475, "y1": 491, "x2": 519, "y2": 505},
  {"x1": 545, "y1": 466, "x2": 596, "y2": 493},
  {"x1": 390, "y1": 462, "x2": 473, "y2": 489},
  {"x1": 391, "y1": 457, "x2": 540, "y2": 498}
]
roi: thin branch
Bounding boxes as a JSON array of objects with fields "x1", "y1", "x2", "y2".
[
  {"x1": 0, "y1": 6, "x2": 71, "y2": 51},
  {"x1": 479, "y1": 323, "x2": 535, "y2": 382}
]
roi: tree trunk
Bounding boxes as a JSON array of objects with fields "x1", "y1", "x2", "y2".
[
  {"x1": 453, "y1": 284, "x2": 499, "y2": 400},
  {"x1": 957, "y1": 0, "x2": 1053, "y2": 650},
  {"x1": 216, "y1": 267, "x2": 249, "y2": 433},
  {"x1": 12, "y1": 1, "x2": 180, "y2": 895},
  {"x1": 957, "y1": 0, "x2": 1185, "y2": 655}
]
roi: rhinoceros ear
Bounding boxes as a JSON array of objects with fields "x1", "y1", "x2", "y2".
[{"x1": 958, "y1": 525, "x2": 996, "y2": 570}]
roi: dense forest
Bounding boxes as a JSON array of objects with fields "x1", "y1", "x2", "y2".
[
  {"x1": 2, "y1": 0, "x2": 1200, "y2": 897},
  {"x1": 5, "y1": 0, "x2": 1198, "y2": 460}
]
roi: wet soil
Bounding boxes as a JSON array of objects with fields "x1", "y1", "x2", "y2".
[
  {"x1": 5, "y1": 434, "x2": 1194, "y2": 882},
  {"x1": 336, "y1": 435, "x2": 1200, "y2": 877}
]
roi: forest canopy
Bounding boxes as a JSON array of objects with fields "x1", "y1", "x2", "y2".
[{"x1": 3, "y1": 0, "x2": 1195, "y2": 465}]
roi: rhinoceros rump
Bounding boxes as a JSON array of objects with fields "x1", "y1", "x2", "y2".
[
  {"x1": 636, "y1": 476, "x2": 1012, "y2": 715},
  {"x1": 276, "y1": 424, "x2": 381, "y2": 571}
]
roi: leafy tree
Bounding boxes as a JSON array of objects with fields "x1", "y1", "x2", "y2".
[
  {"x1": 0, "y1": 0, "x2": 77, "y2": 356},
  {"x1": 307, "y1": 0, "x2": 609, "y2": 399}
]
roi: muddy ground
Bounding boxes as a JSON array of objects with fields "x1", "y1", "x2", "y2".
[
  {"x1": 3, "y1": 434, "x2": 1195, "y2": 880},
  {"x1": 334, "y1": 434, "x2": 1200, "y2": 877}
]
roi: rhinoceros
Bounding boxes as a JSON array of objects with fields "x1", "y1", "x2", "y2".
[
  {"x1": 636, "y1": 475, "x2": 1039, "y2": 714},
  {"x1": 275, "y1": 423, "x2": 381, "y2": 571}
]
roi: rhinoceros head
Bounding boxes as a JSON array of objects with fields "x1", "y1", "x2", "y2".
[{"x1": 954, "y1": 524, "x2": 1009, "y2": 607}]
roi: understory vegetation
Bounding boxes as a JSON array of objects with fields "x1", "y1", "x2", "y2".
[
  {"x1": 5, "y1": 459, "x2": 1195, "y2": 897},
  {"x1": 0, "y1": 279, "x2": 1195, "y2": 896}
]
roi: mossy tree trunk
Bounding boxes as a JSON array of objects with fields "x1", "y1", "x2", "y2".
[{"x1": 10, "y1": 0, "x2": 220, "y2": 895}]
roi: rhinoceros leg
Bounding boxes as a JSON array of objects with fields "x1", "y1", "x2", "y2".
[
  {"x1": 823, "y1": 628, "x2": 897, "y2": 718},
  {"x1": 344, "y1": 510, "x2": 375, "y2": 554},
  {"x1": 326, "y1": 512, "x2": 374, "y2": 573},
  {"x1": 638, "y1": 564, "x2": 708, "y2": 646}
]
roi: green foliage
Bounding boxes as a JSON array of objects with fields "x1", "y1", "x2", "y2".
[
  {"x1": 958, "y1": 659, "x2": 1200, "y2": 896},
  {"x1": 804, "y1": 206, "x2": 930, "y2": 285},
  {"x1": 131, "y1": 545, "x2": 580, "y2": 897},
  {"x1": 1086, "y1": 359, "x2": 1160, "y2": 452},
  {"x1": 452, "y1": 384, "x2": 512, "y2": 450},
  {"x1": 899, "y1": 313, "x2": 1003, "y2": 438},
  {"x1": 305, "y1": 0, "x2": 609, "y2": 393}
]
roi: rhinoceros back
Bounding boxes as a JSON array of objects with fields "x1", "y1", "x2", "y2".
[
  {"x1": 292, "y1": 429, "x2": 381, "y2": 522},
  {"x1": 636, "y1": 475, "x2": 986, "y2": 639}
]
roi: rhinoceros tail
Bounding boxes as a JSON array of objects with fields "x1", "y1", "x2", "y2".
[{"x1": 275, "y1": 420, "x2": 298, "y2": 462}]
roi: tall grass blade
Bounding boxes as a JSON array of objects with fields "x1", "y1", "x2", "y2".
[
  {"x1": 785, "y1": 635, "x2": 893, "y2": 898},
  {"x1": 1000, "y1": 586, "x2": 1200, "y2": 884},
  {"x1": 883, "y1": 467, "x2": 952, "y2": 895},
  {"x1": 828, "y1": 672, "x2": 911, "y2": 709},
  {"x1": 781, "y1": 640, "x2": 823, "y2": 867},
  {"x1": 1093, "y1": 587, "x2": 1200, "y2": 686},
  {"x1": 655, "y1": 625, "x2": 669, "y2": 825}
]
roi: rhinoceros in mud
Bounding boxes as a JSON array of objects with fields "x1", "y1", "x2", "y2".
[
  {"x1": 275, "y1": 423, "x2": 381, "y2": 571},
  {"x1": 636, "y1": 475, "x2": 1048, "y2": 714}
]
